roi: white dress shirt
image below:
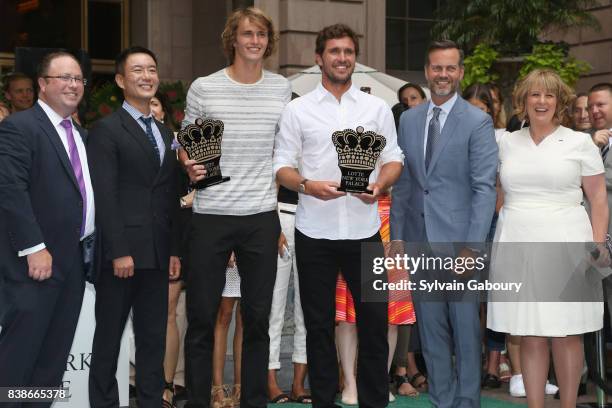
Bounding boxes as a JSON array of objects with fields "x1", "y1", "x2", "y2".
[
  {"x1": 273, "y1": 83, "x2": 404, "y2": 240},
  {"x1": 423, "y1": 92, "x2": 458, "y2": 156},
  {"x1": 19, "y1": 100, "x2": 96, "y2": 256}
]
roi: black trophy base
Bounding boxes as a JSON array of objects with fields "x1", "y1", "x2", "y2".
[
  {"x1": 338, "y1": 167, "x2": 374, "y2": 194},
  {"x1": 192, "y1": 175, "x2": 230, "y2": 190}
]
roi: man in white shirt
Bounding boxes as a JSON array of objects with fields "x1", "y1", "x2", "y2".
[
  {"x1": 0, "y1": 52, "x2": 94, "y2": 406},
  {"x1": 274, "y1": 23, "x2": 404, "y2": 408}
]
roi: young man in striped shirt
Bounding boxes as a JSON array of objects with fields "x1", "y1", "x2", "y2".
[{"x1": 181, "y1": 7, "x2": 291, "y2": 408}]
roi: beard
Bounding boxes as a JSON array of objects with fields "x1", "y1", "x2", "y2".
[
  {"x1": 321, "y1": 63, "x2": 354, "y2": 85},
  {"x1": 428, "y1": 77, "x2": 458, "y2": 97}
]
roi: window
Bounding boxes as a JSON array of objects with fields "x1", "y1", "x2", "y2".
[
  {"x1": 386, "y1": 0, "x2": 444, "y2": 72},
  {"x1": 0, "y1": 0, "x2": 128, "y2": 74}
]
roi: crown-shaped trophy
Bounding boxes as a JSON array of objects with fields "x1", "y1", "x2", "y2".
[
  {"x1": 332, "y1": 126, "x2": 386, "y2": 193},
  {"x1": 177, "y1": 117, "x2": 230, "y2": 189}
]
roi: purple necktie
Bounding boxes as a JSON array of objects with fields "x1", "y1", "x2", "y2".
[{"x1": 61, "y1": 119, "x2": 87, "y2": 236}]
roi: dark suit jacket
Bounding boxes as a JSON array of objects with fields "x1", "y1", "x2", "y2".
[
  {"x1": 87, "y1": 107, "x2": 180, "y2": 272},
  {"x1": 0, "y1": 104, "x2": 87, "y2": 283}
]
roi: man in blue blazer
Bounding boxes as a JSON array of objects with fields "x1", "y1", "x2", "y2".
[
  {"x1": 390, "y1": 40, "x2": 497, "y2": 408},
  {"x1": 0, "y1": 51, "x2": 94, "y2": 407}
]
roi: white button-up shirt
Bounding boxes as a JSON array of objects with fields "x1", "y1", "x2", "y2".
[{"x1": 273, "y1": 83, "x2": 404, "y2": 240}]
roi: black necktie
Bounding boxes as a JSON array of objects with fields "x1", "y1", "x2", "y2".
[
  {"x1": 425, "y1": 107, "x2": 442, "y2": 170},
  {"x1": 140, "y1": 116, "x2": 161, "y2": 164}
]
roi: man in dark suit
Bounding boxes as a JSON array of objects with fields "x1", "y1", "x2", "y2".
[
  {"x1": 391, "y1": 40, "x2": 498, "y2": 408},
  {"x1": 87, "y1": 46, "x2": 181, "y2": 408},
  {"x1": 0, "y1": 51, "x2": 94, "y2": 407}
]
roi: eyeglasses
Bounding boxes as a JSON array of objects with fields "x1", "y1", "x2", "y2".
[{"x1": 44, "y1": 75, "x2": 87, "y2": 86}]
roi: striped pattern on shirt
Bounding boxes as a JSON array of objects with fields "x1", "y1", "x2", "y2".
[{"x1": 183, "y1": 69, "x2": 291, "y2": 216}]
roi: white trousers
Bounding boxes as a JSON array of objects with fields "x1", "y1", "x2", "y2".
[{"x1": 268, "y1": 202, "x2": 307, "y2": 369}]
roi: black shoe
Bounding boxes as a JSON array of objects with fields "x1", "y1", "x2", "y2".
[{"x1": 482, "y1": 373, "x2": 501, "y2": 389}]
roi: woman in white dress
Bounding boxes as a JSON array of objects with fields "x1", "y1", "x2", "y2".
[{"x1": 487, "y1": 69, "x2": 609, "y2": 408}]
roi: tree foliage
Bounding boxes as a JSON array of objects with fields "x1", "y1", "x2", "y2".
[
  {"x1": 461, "y1": 44, "x2": 500, "y2": 88},
  {"x1": 432, "y1": 0, "x2": 600, "y2": 55},
  {"x1": 519, "y1": 43, "x2": 591, "y2": 87}
]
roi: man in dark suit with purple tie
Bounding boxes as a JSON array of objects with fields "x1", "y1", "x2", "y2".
[{"x1": 0, "y1": 51, "x2": 94, "y2": 408}]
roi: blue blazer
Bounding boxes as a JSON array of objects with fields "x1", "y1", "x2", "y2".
[
  {"x1": 390, "y1": 96, "x2": 498, "y2": 244},
  {"x1": 0, "y1": 104, "x2": 88, "y2": 283}
]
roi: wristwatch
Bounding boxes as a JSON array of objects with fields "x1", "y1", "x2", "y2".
[{"x1": 298, "y1": 178, "x2": 309, "y2": 194}]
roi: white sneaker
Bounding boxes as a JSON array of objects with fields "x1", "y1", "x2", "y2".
[
  {"x1": 509, "y1": 374, "x2": 526, "y2": 397},
  {"x1": 389, "y1": 392, "x2": 396, "y2": 402},
  {"x1": 545, "y1": 381, "x2": 559, "y2": 395}
]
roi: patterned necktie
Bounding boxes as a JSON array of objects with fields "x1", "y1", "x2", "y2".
[
  {"x1": 425, "y1": 107, "x2": 442, "y2": 170},
  {"x1": 140, "y1": 116, "x2": 161, "y2": 164},
  {"x1": 60, "y1": 119, "x2": 87, "y2": 236}
]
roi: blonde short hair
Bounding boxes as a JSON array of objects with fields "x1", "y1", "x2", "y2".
[
  {"x1": 513, "y1": 69, "x2": 574, "y2": 123},
  {"x1": 221, "y1": 7, "x2": 278, "y2": 64}
]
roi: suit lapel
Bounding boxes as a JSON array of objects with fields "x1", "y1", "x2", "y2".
[
  {"x1": 154, "y1": 120, "x2": 174, "y2": 184},
  {"x1": 118, "y1": 108, "x2": 159, "y2": 171},
  {"x1": 426, "y1": 96, "x2": 464, "y2": 175},
  {"x1": 34, "y1": 104, "x2": 80, "y2": 191}
]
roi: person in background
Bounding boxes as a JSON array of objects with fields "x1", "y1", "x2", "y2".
[
  {"x1": 267, "y1": 184, "x2": 309, "y2": 405},
  {"x1": 571, "y1": 92, "x2": 591, "y2": 132},
  {"x1": 3, "y1": 72, "x2": 35, "y2": 114},
  {"x1": 392, "y1": 83, "x2": 427, "y2": 129},
  {"x1": 588, "y1": 83, "x2": 612, "y2": 331},
  {"x1": 0, "y1": 102, "x2": 9, "y2": 122},
  {"x1": 489, "y1": 82, "x2": 507, "y2": 131}
]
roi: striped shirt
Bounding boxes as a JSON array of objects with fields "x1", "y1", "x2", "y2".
[{"x1": 183, "y1": 68, "x2": 291, "y2": 215}]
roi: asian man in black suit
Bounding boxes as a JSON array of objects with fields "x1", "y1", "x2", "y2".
[{"x1": 87, "y1": 46, "x2": 181, "y2": 408}]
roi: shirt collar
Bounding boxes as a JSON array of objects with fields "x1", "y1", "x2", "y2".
[
  {"x1": 122, "y1": 100, "x2": 153, "y2": 122},
  {"x1": 315, "y1": 82, "x2": 359, "y2": 103},
  {"x1": 37, "y1": 99, "x2": 72, "y2": 127},
  {"x1": 427, "y1": 92, "x2": 458, "y2": 117}
]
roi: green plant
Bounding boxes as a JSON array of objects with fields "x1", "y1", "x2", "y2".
[
  {"x1": 85, "y1": 80, "x2": 188, "y2": 129},
  {"x1": 461, "y1": 44, "x2": 500, "y2": 89},
  {"x1": 158, "y1": 81, "x2": 187, "y2": 131},
  {"x1": 519, "y1": 43, "x2": 591, "y2": 87},
  {"x1": 85, "y1": 82, "x2": 123, "y2": 125},
  {"x1": 433, "y1": 0, "x2": 599, "y2": 55}
]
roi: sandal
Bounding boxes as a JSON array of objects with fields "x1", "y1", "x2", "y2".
[
  {"x1": 499, "y1": 362, "x2": 512, "y2": 382},
  {"x1": 232, "y1": 384, "x2": 241, "y2": 407},
  {"x1": 393, "y1": 375, "x2": 419, "y2": 397},
  {"x1": 211, "y1": 385, "x2": 231, "y2": 408},
  {"x1": 269, "y1": 393, "x2": 290, "y2": 403},
  {"x1": 162, "y1": 381, "x2": 177, "y2": 408},
  {"x1": 409, "y1": 372, "x2": 428, "y2": 392},
  {"x1": 291, "y1": 394, "x2": 313, "y2": 404}
]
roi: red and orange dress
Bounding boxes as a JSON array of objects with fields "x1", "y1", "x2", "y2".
[{"x1": 335, "y1": 194, "x2": 415, "y2": 325}]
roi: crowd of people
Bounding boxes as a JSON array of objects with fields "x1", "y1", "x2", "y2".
[{"x1": 1, "y1": 5, "x2": 612, "y2": 408}]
